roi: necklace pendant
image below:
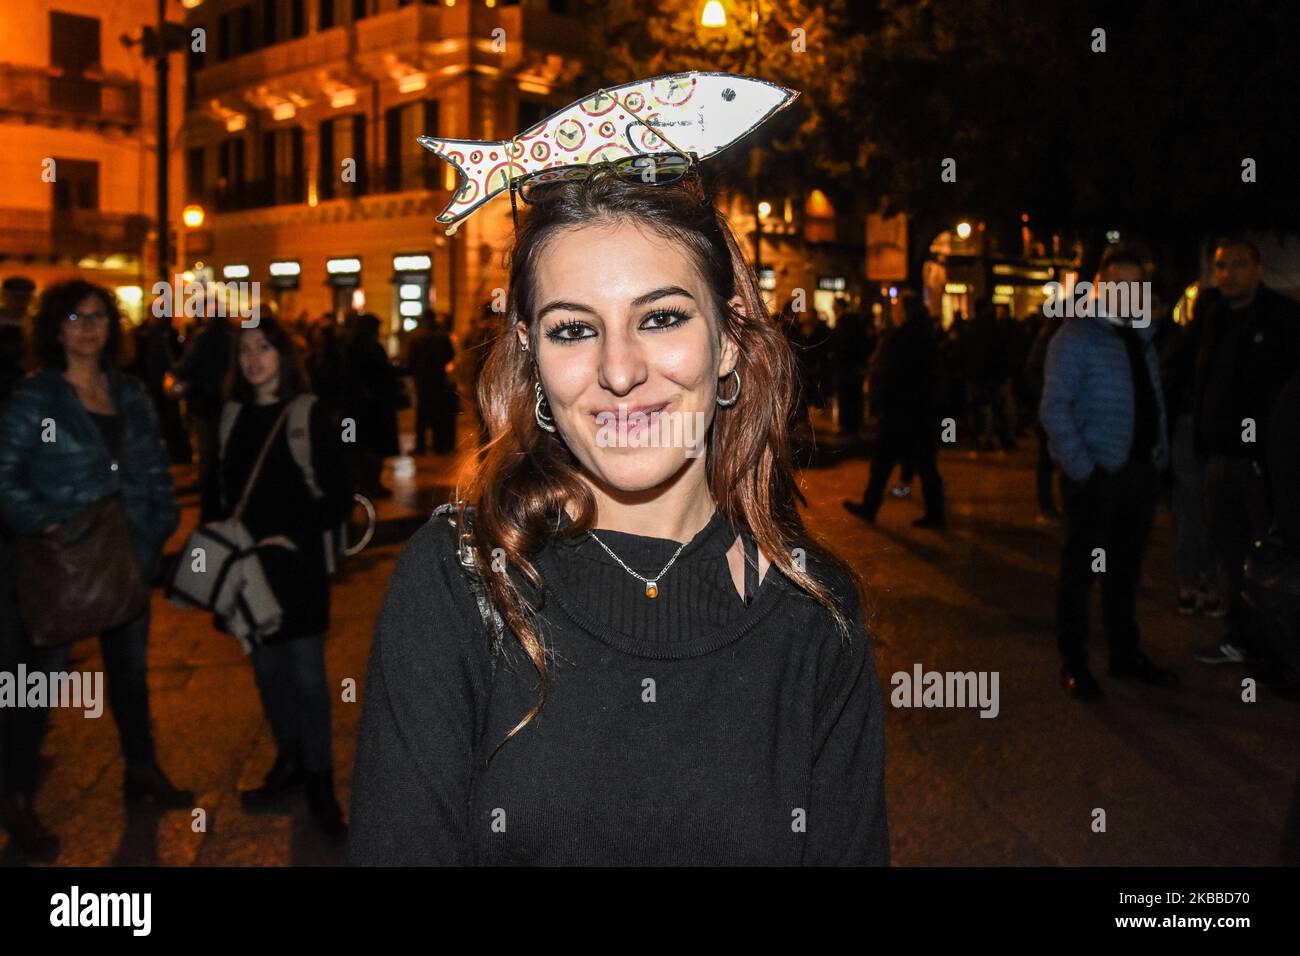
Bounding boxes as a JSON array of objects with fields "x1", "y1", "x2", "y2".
[{"x1": 645, "y1": 581, "x2": 658, "y2": 599}]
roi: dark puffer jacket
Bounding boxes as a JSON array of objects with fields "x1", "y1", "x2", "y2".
[{"x1": 0, "y1": 367, "x2": 178, "y2": 580}]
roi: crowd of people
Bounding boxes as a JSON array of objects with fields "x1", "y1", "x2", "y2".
[
  {"x1": 0, "y1": 232, "x2": 1296, "y2": 862},
  {"x1": 0, "y1": 276, "x2": 497, "y2": 862},
  {"x1": 787, "y1": 236, "x2": 1300, "y2": 701}
]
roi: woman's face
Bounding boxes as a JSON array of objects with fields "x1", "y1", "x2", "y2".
[
  {"x1": 518, "y1": 219, "x2": 741, "y2": 494},
  {"x1": 239, "y1": 329, "x2": 281, "y2": 392},
  {"x1": 59, "y1": 294, "x2": 111, "y2": 363}
]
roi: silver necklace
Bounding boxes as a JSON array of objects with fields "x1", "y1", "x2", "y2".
[{"x1": 587, "y1": 529, "x2": 691, "y2": 599}]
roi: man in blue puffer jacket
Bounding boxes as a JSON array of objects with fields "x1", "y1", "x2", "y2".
[{"x1": 1040, "y1": 247, "x2": 1179, "y2": 699}]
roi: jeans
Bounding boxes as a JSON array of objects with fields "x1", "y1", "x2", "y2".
[
  {"x1": 1, "y1": 573, "x2": 157, "y2": 796},
  {"x1": 249, "y1": 635, "x2": 333, "y2": 774},
  {"x1": 1056, "y1": 458, "x2": 1159, "y2": 672}
]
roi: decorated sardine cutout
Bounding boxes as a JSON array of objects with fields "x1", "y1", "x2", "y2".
[{"x1": 417, "y1": 72, "x2": 798, "y2": 234}]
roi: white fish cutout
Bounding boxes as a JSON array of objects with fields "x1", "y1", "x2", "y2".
[{"x1": 417, "y1": 72, "x2": 798, "y2": 233}]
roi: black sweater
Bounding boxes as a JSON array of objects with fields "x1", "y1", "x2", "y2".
[{"x1": 347, "y1": 507, "x2": 889, "y2": 866}]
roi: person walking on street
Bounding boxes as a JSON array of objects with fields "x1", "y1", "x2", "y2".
[
  {"x1": 1040, "y1": 248, "x2": 1178, "y2": 699},
  {"x1": 843, "y1": 291, "x2": 946, "y2": 528}
]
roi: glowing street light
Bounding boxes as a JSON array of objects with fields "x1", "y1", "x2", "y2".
[
  {"x1": 182, "y1": 204, "x2": 205, "y2": 228},
  {"x1": 955, "y1": 221, "x2": 973, "y2": 240},
  {"x1": 700, "y1": 1, "x2": 727, "y2": 27}
]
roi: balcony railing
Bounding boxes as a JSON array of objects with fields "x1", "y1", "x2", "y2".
[
  {"x1": 0, "y1": 64, "x2": 141, "y2": 128},
  {"x1": 317, "y1": 162, "x2": 442, "y2": 202},
  {"x1": 203, "y1": 162, "x2": 440, "y2": 213},
  {"x1": 209, "y1": 176, "x2": 308, "y2": 212},
  {"x1": 0, "y1": 207, "x2": 151, "y2": 258}
]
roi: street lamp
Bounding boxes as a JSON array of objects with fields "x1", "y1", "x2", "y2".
[
  {"x1": 182, "y1": 204, "x2": 205, "y2": 229},
  {"x1": 955, "y1": 221, "x2": 973, "y2": 240},
  {"x1": 700, "y1": 0, "x2": 727, "y2": 27},
  {"x1": 700, "y1": 0, "x2": 766, "y2": 275}
]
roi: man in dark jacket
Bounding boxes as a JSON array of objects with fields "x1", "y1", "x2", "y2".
[
  {"x1": 406, "y1": 311, "x2": 457, "y2": 455},
  {"x1": 843, "y1": 292, "x2": 946, "y2": 528},
  {"x1": 830, "y1": 303, "x2": 870, "y2": 436},
  {"x1": 1192, "y1": 237, "x2": 1300, "y2": 666},
  {"x1": 171, "y1": 306, "x2": 234, "y2": 493}
]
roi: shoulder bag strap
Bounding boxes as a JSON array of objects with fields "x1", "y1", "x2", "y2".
[
  {"x1": 442, "y1": 503, "x2": 506, "y2": 669},
  {"x1": 230, "y1": 405, "x2": 291, "y2": 523}
]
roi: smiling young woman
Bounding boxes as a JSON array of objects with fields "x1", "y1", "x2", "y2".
[{"x1": 347, "y1": 167, "x2": 889, "y2": 866}]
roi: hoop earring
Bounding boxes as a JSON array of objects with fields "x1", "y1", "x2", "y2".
[
  {"x1": 715, "y1": 368, "x2": 741, "y2": 407},
  {"x1": 534, "y1": 380, "x2": 557, "y2": 432}
]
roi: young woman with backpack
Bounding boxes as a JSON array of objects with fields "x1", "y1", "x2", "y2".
[{"x1": 200, "y1": 315, "x2": 354, "y2": 841}]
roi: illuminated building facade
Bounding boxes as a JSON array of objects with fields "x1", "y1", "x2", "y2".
[
  {"x1": 183, "y1": 0, "x2": 580, "y2": 347},
  {"x1": 0, "y1": 0, "x2": 187, "y2": 321}
]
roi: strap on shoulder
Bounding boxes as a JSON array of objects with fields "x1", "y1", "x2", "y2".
[
  {"x1": 285, "y1": 393, "x2": 321, "y2": 498},
  {"x1": 433, "y1": 502, "x2": 506, "y2": 667}
]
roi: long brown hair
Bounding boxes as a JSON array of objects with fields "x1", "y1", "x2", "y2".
[
  {"x1": 461, "y1": 168, "x2": 865, "y2": 758},
  {"x1": 224, "y1": 314, "x2": 310, "y2": 403}
]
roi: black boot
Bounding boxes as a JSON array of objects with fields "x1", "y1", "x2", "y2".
[
  {"x1": 303, "y1": 769, "x2": 347, "y2": 843},
  {"x1": 0, "y1": 791, "x2": 60, "y2": 862},
  {"x1": 123, "y1": 762, "x2": 195, "y2": 809},
  {"x1": 240, "y1": 744, "x2": 306, "y2": 811}
]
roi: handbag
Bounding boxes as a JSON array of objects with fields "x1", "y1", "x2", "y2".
[
  {"x1": 14, "y1": 494, "x2": 150, "y2": 648},
  {"x1": 165, "y1": 404, "x2": 290, "y2": 627}
]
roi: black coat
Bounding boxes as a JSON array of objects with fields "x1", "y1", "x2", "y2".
[
  {"x1": 343, "y1": 340, "x2": 402, "y2": 457},
  {"x1": 869, "y1": 316, "x2": 942, "y2": 427},
  {"x1": 201, "y1": 397, "x2": 354, "y2": 643},
  {"x1": 1193, "y1": 285, "x2": 1300, "y2": 459}
]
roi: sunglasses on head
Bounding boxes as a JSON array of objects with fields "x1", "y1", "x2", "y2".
[{"x1": 508, "y1": 152, "x2": 697, "y2": 230}]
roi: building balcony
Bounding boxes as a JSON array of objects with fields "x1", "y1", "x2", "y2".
[
  {"x1": 0, "y1": 63, "x2": 141, "y2": 130},
  {"x1": 0, "y1": 208, "x2": 151, "y2": 258},
  {"x1": 195, "y1": 26, "x2": 353, "y2": 101},
  {"x1": 206, "y1": 163, "x2": 442, "y2": 213},
  {"x1": 193, "y1": 1, "x2": 579, "y2": 104},
  {"x1": 208, "y1": 176, "x2": 308, "y2": 212}
]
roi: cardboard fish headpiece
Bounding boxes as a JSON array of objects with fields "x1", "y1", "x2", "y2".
[{"x1": 418, "y1": 72, "x2": 799, "y2": 235}]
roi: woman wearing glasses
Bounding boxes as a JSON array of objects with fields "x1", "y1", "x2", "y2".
[
  {"x1": 348, "y1": 165, "x2": 889, "y2": 866},
  {"x1": 0, "y1": 279, "x2": 190, "y2": 862}
]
